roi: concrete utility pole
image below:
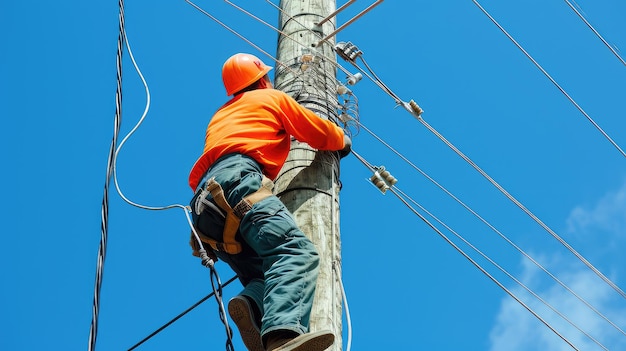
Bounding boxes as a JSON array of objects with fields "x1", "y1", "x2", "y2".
[{"x1": 273, "y1": 0, "x2": 343, "y2": 350}]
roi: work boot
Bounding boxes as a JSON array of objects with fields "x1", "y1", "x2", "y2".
[
  {"x1": 266, "y1": 330, "x2": 335, "y2": 351},
  {"x1": 228, "y1": 296, "x2": 263, "y2": 351}
]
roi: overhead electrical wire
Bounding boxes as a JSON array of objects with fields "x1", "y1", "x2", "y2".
[
  {"x1": 351, "y1": 149, "x2": 581, "y2": 351},
  {"x1": 469, "y1": 0, "x2": 626, "y2": 298},
  {"x1": 351, "y1": 117, "x2": 626, "y2": 338},
  {"x1": 393, "y1": 184, "x2": 608, "y2": 350},
  {"x1": 353, "y1": 105, "x2": 620, "y2": 345},
  {"x1": 90, "y1": 1, "x2": 125, "y2": 350},
  {"x1": 421, "y1": 115, "x2": 626, "y2": 300},
  {"x1": 563, "y1": 0, "x2": 626, "y2": 66},
  {"x1": 471, "y1": 0, "x2": 626, "y2": 159},
  {"x1": 336, "y1": 34, "x2": 626, "y2": 303},
  {"x1": 127, "y1": 276, "x2": 238, "y2": 351}
]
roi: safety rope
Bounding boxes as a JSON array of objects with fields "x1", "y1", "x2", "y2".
[
  {"x1": 89, "y1": 1, "x2": 124, "y2": 350},
  {"x1": 207, "y1": 259, "x2": 236, "y2": 351}
]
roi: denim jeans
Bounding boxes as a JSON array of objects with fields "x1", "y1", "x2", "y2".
[{"x1": 191, "y1": 154, "x2": 319, "y2": 339}]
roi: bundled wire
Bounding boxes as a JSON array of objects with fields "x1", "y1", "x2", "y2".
[
  {"x1": 89, "y1": 1, "x2": 125, "y2": 350},
  {"x1": 91, "y1": 2, "x2": 237, "y2": 349}
]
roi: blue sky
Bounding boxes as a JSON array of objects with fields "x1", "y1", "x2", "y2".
[{"x1": 2, "y1": 1, "x2": 625, "y2": 350}]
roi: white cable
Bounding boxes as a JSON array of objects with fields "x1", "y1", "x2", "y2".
[
  {"x1": 335, "y1": 265, "x2": 353, "y2": 351},
  {"x1": 111, "y1": 29, "x2": 187, "y2": 213}
]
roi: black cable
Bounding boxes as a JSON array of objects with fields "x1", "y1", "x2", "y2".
[
  {"x1": 89, "y1": 1, "x2": 124, "y2": 350},
  {"x1": 127, "y1": 275, "x2": 238, "y2": 351}
]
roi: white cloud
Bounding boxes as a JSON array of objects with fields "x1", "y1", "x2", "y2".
[
  {"x1": 566, "y1": 181, "x2": 626, "y2": 247},
  {"x1": 489, "y1": 256, "x2": 626, "y2": 351},
  {"x1": 489, "y1": 180, "x2": 626, "y2": 351}
]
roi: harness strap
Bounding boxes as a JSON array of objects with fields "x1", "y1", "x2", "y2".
[{"x1": 195, "y1": 176, "x2": 274, "y2": 254}]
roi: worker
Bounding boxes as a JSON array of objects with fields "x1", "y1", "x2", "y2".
[{"x1": 188, "y1": 53, "x2": 351, "y2": 351}]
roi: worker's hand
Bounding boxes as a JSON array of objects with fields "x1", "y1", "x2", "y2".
[{"x1": 338, "y1": 135, "x2": 352, "y2": 158}]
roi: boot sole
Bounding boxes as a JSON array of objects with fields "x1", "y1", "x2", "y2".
[
  {"x1": 272, "y1": 330, "x2": 335, "y2": 351},
  {"x1": 228, "y1": 296, "x2": 264, "y2": 351}
]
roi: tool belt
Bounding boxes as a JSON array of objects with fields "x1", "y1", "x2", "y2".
[{"x1": 193, "y1": 176, "x2": 274, "y2": 254}]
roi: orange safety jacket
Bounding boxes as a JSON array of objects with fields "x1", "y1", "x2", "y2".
[{"x1": 189, "y1": 88, "x2": 345, "y2": 190}]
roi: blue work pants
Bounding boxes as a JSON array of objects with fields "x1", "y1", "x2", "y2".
[{"x1": 191, "y1": 154, "x2": 319, "y2": 339}]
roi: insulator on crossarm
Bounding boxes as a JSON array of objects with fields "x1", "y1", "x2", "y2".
[
  {"x1": 409, "y1": 100, "x2": 423, "y2": 117},
  {"x1": 379, "y1": 167, "x2": 398, "y2": 186},
  {"x1": 347, "y1": 73, "x2": 362, "y2": 85},
  {"x1": 335, "y1": 41, "x2": 362, "y2": 63},
  {"x1": 370, "y1": 166, "x2": 398, "y2": 194},
  {"x1": 370, "y1": 172, "x2": 389, "y2": 194},
  {"x1": 337, "y1": 85, "x2": 351, "y2": 95}
]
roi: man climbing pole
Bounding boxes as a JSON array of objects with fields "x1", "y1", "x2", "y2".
[{"x1": 188, "y1": 53, "x2": 351, "y2": 351}]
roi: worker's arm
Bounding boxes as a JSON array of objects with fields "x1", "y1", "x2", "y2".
[{"x1": 277, "y1": 92, "x2": 346, "y2": 151}]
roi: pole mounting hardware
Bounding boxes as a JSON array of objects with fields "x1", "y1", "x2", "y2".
[
  {"x1": 314, "y1": 0, "x2": 385, "y2": 47},
  {"x1": 370, "y1": 165, "x2": 397, "y2": 194}
]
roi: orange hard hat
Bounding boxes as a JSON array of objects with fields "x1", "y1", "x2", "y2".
[{"x1": 222, "y1": 53, "x2": 273, "y2": 96}]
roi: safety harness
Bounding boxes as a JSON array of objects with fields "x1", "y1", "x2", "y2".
[{"x1": 193, "y1": 176, "x2": 274, "y2": 254}]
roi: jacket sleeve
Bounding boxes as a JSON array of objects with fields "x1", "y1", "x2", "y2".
[{"x1": 276, "y1": 92, "x2": 345, "y2": 151}]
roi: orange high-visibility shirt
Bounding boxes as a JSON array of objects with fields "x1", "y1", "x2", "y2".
[{"x1": 188, "y1": 89, "x2": 345, "y2": 190}]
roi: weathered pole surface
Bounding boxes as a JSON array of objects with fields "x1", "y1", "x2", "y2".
[{"x1": 273, "y1": 0, "x2": 343, "y2": 350}]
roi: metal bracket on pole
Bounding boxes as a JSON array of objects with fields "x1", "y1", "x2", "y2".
[
  {"x1": 314, "y1": 0, "x2": 356, "y2": 30},
  {"x1": 314, "y1": 0, "x2": 384, "y2": 47}
]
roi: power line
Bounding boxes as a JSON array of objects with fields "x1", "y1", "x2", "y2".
[
  {"x1": 420, "y1": 113, "x2": 626, "y2": 299},
  {"x1": 127, "y1": 276, "x2": 238, "y2": 351},
  {"x1": 89, "y1": 1, "x2": 125, "y2": 350},
  {"x1": 392, "y1": 187, "x2": 608, "y2": 350},
  {"x1": 563, "y1": 0, "x2": 626, "y2": 66},
  {"x1": 334, "y1": 31, "x2": 626, "y2": 303},
  {"x1": 471, "y1": 0, "x2": 626, "y2": 159},
  {"x1": 350, "y1": 150, "x2": 581, "y2": 351},
  {"x1": 351, "y1": 117, "x2": 626, "y2": 338}
]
